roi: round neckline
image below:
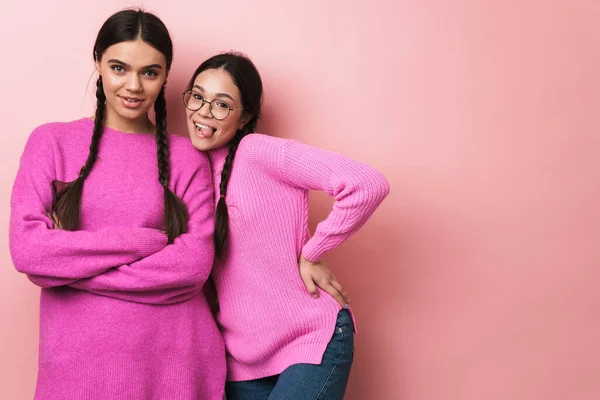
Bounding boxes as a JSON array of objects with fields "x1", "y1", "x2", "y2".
[{"x1": 79, "y1": 117, "x2": 155, "y2": 136}]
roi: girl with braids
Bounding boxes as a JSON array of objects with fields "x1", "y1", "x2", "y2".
[
  {"x1": 183, "y1": 52, "x2": 390, "y2": 399},
  {"x1": 9, "y1": 10, "x2": 225, "y2": 400}
]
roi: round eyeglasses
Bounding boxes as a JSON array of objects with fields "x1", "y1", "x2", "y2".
[{"x1": 182, "y1": 90, "x2": 242, "y2": 120}]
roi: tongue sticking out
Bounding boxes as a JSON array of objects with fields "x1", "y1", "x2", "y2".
[{"x1": 197, "y1": 125, "x2": 214, "y2": 138}]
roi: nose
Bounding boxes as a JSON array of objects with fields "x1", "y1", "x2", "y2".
[
  {"x1": 125, "y1": 73, "x2": 142, "y2": 92},
  {"x1": 196, "y1": 101, "x2": 212, "y2": 118}
]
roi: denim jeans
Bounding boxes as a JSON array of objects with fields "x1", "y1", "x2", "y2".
[{"x1": 225, "y1": 309, "x2": 354, "y2": 399}]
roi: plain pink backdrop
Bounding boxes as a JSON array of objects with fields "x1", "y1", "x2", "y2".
[{"x1": 1, "y1": 1, "x2": 600, "y2": 399}]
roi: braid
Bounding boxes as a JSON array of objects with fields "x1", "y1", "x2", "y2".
[
  {"x1": 52, "y1": 76, "x2": 106, "y2": 230},
  {"x1": 155, "y1": 87, "x2": 189, "y2": 243},
  {"x1": 214, "y1": 128, "x2": 251, "y2": 256},
  {"x1": 155, "y1": 87, "x2": 170, "y2": 188},
  {"x1": 191, "y1": 53, "x2": 263, "y2": 256},
  {"x1": 81, "y1": 78, "x2": 106, "y2": 178},
  {"x1": 218, "y1": 134, "x2": 243, "y2": 197}
]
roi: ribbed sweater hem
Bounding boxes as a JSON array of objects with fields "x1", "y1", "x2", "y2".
[
  {"x1": 226, "y1": 340, "x2": 333, "y2": 382},
  {"x1": 34, "y1": 350, "x2": 226, "y2": 400}
]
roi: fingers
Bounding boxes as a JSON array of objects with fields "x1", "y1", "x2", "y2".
[
  {"x1": 330, "y1": 279, "x2": 351, "y2": 305},
  {"x1": 298, "y1": 260, "x2": 352, "y2": 307},
  {"x1": 314, "y1": 275, "x2": 346, "y2": 307},
  {"x1": 322, "y1": 283, "x2": 346, "y2": 307},
  {"x1": 49, "y1": 212, "x2": 62, "y2": 230},
  {"x1": 301, "y1": 272, "x2": 319, "y2": 299}
]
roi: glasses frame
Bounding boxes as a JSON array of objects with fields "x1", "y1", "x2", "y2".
[{"x1": 182, "y1": 90, "x2": 243, "y2": 121}]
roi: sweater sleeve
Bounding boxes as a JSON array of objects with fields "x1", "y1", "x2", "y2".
[
  {"x1": 272, "y1": 138, "x2": 390, "y2": 262},
  {"x1": 9, "y1": 127, "x2": 169, "y2": 288},
  {"x1": 68, "y1": 153, "x2": 215, "y2": 305}
]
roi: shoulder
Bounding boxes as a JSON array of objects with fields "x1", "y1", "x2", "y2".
[
  {"x1": 234, "y1": 134, "x2": 287, "y2": 173},
  {"x1": 24, "y1": 118, "x2": 91, "y2": 158},
  {"x1": 30, "y1": 118, "x2": 90, "y2": 141},
  {"x1": 240, "y1": 134, "x2": 328, "y2": 160},
  {"x1": 239, "y1": 133, "x2": 287, "y2": 149},
  {"x1": 167, "y1": 133, "x2": 211, "y2": 184},
  {"x1": 168, "y1": 133, "x2": 209, "y2": 163},
  {"x1": 166, "y1": 134, "x2": 213, "y2": 198},
  {"x1": 238, "y1": 133, "x2": 289, "y2": 161}
]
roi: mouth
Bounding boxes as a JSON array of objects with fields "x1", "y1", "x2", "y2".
[
  {"x1": 119, "y1": 95, "x2": 145, "y2": 108},
  {"x1": 193, "y1": 121, "x2": 217, "y2": 139}
]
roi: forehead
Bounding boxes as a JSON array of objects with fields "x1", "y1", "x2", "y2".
[
  {"x1": 101, "y1": 39, "x2": 166, "y2": 67},
  {"x1": 193, "y1": 69, "x2": 240, "y2": 98}
]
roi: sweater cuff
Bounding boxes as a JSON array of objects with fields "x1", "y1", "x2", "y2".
[{"x1": 301, "y1": 240, "x2": 326, "y2": 263}]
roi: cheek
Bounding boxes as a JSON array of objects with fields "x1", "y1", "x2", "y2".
[
  {"x1": 100, "y1": 76, "x2": 119, "y2": 96},
  {"x1": 218, "y1": 124, "x2": 239, "y2": 143},
  {"x1": 185, "y1": 109, "x2": 195, "y2": 121},
  {"x1": 141, "y1": 82, "x2": 164, "y2": 103},
  {"x1": 223, "y1": 118, "x2": 242, "y2": 134}
]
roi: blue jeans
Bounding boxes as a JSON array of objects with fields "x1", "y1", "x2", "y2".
[{"x1": 226, "y1": 309, "x2": 354, "y2": 400}]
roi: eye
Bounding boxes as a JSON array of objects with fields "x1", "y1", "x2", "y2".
[
  {"x1": 143, "y1": 70, "x2": 158, "y2": 78},
  {"x1": 214, "y1": 100, "x2": 230, "y2": 110},
  {"x1": 111, "y1": 65, "x2": 125, "y2": 73},
  {"x1": 192, "y1": 92, "x2": 203, "y2": 101}
]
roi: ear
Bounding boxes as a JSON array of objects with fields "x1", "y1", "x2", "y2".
[
  {"x1": 238, "y1": 112, "x2": 252, "y2": 130},
  {"x1": 95, "y1": 57, "x2": 101, "y2": 75}
]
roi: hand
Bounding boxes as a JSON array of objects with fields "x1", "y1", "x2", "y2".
[
  {"x1": 48, "y1": 212, "x2": 63, "y2": 230},
  {"x1": 298, "y1": 256, "x2": 350, "y2": 308}
]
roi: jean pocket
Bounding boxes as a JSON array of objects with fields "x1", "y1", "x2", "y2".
[
  {"x1": 324, "y1": 310, "x2": 354, "y2": 364},
  {"x1": 335, "y1": 309, "x2": 353, "y2": 334}
]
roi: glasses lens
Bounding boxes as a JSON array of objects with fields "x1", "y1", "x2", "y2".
[
  {"x1": 210, "y1": 100, "x2": 231, "y2": 120},
  {"x1": 184, "y1": 90, "x2": 202, "y2": 111}
]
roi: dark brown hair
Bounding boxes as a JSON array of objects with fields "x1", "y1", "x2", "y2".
[
  {"x1": 52, "y1": 9, "x2": 188, "y2": 243},
  {"x1": 185, "y1": 52, "x2": 263, "y2": 256}
]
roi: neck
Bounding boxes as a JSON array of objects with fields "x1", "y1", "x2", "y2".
[{"x1": 103, "y1": 107, "x2": 154, "y2": 134}]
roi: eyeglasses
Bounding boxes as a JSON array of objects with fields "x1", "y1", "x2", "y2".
[{"x1": 182, "y1": 90, "x2": 242, "y2": 120}]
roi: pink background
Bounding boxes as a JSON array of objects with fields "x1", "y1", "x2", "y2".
[{"x1": 1, "y1": 1, "x2": 600, "y2": 399}]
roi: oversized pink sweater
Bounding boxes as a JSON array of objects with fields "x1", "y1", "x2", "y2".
[
  {"x1": 9, "y1": 118, "x2": 225, "y2": 400},
  {"x1": 208, "y1": 134, "x2": 390, "y2": 381}
]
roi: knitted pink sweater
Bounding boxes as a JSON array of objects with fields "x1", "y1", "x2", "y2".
[
  {"x1": 9, "y1": 118, "x2": 225, "y2": 400},
  {"x1": 208, "y1": 134, "x2": 390, "y2": 381}
]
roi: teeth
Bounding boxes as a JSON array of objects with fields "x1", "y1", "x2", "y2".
[
  {"x1": 125, "y1": 98, "x2": 140, "y2": 102},
  {"x1": 195, "y1": 123, "x2": 212, "y2": 130}
]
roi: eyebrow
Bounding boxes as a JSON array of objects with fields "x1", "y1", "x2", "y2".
[
  {"x1": 107, "y1": 59, "x2": 163, "y2": 69},
  {"x1": 193, "y1": 85, "x2": 234, "y2": 101}
]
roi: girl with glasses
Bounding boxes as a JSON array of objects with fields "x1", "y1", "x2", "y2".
[
  {"x1": 9, "y1": 9, "x2": 224, "y2": 399},
  {"x1": 183, "y1": 52, "x2": 390, "y2": 399}
]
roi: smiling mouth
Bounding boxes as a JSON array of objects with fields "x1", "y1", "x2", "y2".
[
  {"x1": 120, "y1": 96, "x2": 143, "y2": 103},
  {"x1": 194, "y1": 122, "x2": 217, "y2": 138},
  {"x1": 195, "y1": 123, "x2": 216, "y2": 133}
]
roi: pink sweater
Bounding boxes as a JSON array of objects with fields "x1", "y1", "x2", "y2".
[
  {"x1": 9, "y1": 118, "x2": 225, "y2": 400},
  {"x1": 208, "y1": 134, "x2": 390, "y2": 381}
]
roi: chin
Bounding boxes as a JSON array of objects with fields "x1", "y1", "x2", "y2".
[
  {"x1": 189, "y1": 136, "x2": 213, "y2": 152},
  {"x1": 117, "y1": 107, "x2": 149, "y2": 120}
]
